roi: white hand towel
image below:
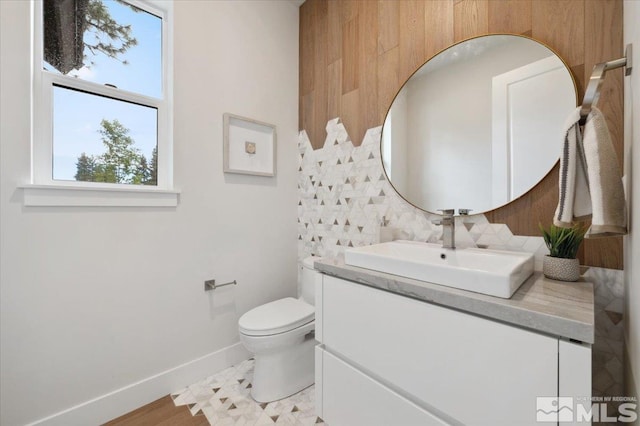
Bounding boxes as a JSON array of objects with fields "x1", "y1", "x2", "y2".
[
  {"x1": 554, "y1": 107, "x2": 627, "y2": 237},
  {"x1": 582, "y1": 107, "x2": 627, "y2": 237}
]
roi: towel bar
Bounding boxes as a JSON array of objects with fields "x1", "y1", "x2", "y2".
[
  {"x1": 204, "y1": 279, "x2": 237, "y2": 291},
  {"x1": 579, "y1": 43, "x2": 633, "y2": 125}
]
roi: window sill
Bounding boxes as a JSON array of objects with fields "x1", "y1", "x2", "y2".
[{"x1": 21, "y1": 184, "x2": 180, "y2": 207}]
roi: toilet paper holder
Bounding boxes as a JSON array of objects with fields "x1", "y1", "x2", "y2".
[{"x1": 204, "y1": 279, "x2": 237, "y2": 291}]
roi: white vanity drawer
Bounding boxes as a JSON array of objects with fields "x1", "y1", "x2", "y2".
[
  {"x1": 321, "y1": 275, "x2": 558, "y2": 425},
  {"x1": 320, "y1": 348, "x2": 448, "y2": 426}
]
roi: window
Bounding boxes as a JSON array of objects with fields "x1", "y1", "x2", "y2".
[{"x1": 31, "y1": 0, "x2": 173, "y2": 195}]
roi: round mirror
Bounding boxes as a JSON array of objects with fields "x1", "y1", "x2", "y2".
[{"x1": 381, "y1": 34, "x2": 577, "y2": 215}]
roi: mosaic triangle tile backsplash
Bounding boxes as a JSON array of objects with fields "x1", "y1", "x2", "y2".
[{"x1": 297, "y1": 117, "x2": 547, "y2": 267}]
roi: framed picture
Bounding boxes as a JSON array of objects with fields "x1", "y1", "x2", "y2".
[{"x1": 223, "y1": 113, "x2": 276, "y2": 177}]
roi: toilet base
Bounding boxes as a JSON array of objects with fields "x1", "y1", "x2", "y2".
[{"x1": 250, "y1": 331, "x2": 316, "y2": 403}]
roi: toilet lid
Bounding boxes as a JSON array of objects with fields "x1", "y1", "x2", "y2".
[{"x1": 239, "y1": 297, "x2": 314, "y2": 336}]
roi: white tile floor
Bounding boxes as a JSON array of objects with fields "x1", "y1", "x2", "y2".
[{"x1": 171, "y1": 359, "x2": 324, "y2": 425}]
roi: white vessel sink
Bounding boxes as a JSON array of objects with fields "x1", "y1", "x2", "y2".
[{"x1": 344, "y1": 240, "x2": 534, "y2": 298}]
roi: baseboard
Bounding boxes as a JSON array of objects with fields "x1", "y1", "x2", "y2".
[{"x1": 26, "y1": 342, "x2": 251, "y2": 426}]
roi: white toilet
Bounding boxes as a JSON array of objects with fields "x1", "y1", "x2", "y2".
[{"x1": 238, "y1": 257, "x2": 318, "y2": 402}]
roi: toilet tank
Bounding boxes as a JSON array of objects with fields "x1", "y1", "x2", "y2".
[{"x1": 299, "y1": 256, "x2": 318, "y2": 306}]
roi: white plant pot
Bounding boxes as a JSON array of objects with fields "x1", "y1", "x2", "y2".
[{"x1": 543, "y1": 256, "x2": 580, "y2": 282}]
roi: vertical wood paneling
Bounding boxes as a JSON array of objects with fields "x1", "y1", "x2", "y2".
[
  {"x1": 313, "y1": 0, "x2": 328, "y2": 149},
  {"x1": 341, "y1": 88, "x2": 360, "y2": 145},
  {"x1": 327, "y1": 59, "x2": 342, "y2": 121},
  {"x1": 377, "y1": 46, "x2": 400, "y2": 123},
  {"x1": 571, "y1": 64, "x2": 586, "y2": 101},
  {"x1": 341, "y1": 17, "x2": 359, "y2": 94},
  {"x1": 453, "y1": 0, "x2": 488, "y2": 42},
  {"x1": 488, "y1": 0, "x2": 532, "y2": 35},
  {"x1": 398, "y1": 0, "x2": 426, "y2": 82},
  {"x1": 378, "y1": 0, "x2": 399, "y2": 55},
  {"x1": 583, "y1": 237, "x2": 624, "y2": 269},
  {"x1": 299, "y1": 1, "x2": 315, "y2": 97},
  {"x1": 339, "y1": 0, "x2": 358, "y2": 24},
  {"x1": 424, "y1": 0, "x2": 454, "y2": 60},
  {"x1": 327, "y1": 0, "x2": 342, "y2": 64},
  {"x1": 532, "y1": 0, "x2": 584, "y2": 67},
  {"x1": 358, "y1": 1, "x2": 379, "y2": 144},
  {"x1": 299, "y1": 0, "x2": 315, "y2": 130},
  {"x1": 300, "y1": 92, "x2": 314, "y2": 144},
  {"x1": 298, "y1": 0, "x2": 624, "y2": 269},
  {"x1": 377, "y1": 0, "x2": 400, "y2": 125}
]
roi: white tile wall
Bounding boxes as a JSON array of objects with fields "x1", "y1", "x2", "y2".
[
  {"x1": 586, "y1": 267, "x2": 626, "y2": 410},
  {"x1": 297, "y1": 118, "x2": 549, "y2": 266}
]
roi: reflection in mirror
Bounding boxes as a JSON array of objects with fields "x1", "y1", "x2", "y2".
[{"x1": 382, "y1": 35, "x2": 577, "y2": 215}]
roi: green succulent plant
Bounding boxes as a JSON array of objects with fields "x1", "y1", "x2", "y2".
[{"x1": 539, "y1": 223, "x2": 587, "y2": 259}]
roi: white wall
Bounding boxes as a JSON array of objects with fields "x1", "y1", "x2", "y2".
[
  {"x1": 624, "y1": 0, "x2": 640, "y2": 413},
  {"x1": 0, "y1": 1, "x2": 299, "y2": 425}
]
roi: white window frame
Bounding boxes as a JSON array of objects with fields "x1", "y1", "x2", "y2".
[{"x1": 26, "y1": 0, "x2": 177, "y2": 206}]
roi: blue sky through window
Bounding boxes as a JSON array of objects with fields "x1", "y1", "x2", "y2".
[
  {"x1": 49, "y1": 0, "x2": 162, "y2": 181},
  {"x1": 53, "y1": 87, "x2": 158, "y2": 181}
]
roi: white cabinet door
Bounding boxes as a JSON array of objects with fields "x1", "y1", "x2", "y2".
[
  {"x1": 321, "y1": 348, "x2": 449, "y2": 426},
  {"x1": 315, "y1": 345, "x2": 323, "y2": 417},
  {"x1": 559, "y1": 340, "x2": 592, "y2": 426},
  {"x1": 322, "y1": 276, "x2": 558, "y2": 425}
]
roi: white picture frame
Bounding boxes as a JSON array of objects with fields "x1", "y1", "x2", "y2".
[{"x1": 223, "y1": 113, "x2": 276, "y2": 177}]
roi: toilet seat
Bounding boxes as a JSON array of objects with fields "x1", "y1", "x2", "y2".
[{"x1": 239, "y1": 297, "x2": 314, "y2": 336}]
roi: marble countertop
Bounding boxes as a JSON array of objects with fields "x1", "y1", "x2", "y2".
[{"x1": 314, "y1": 258, "x2": 595, "y2": 344}]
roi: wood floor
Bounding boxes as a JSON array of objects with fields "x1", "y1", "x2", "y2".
[{"x1": 103, "y1": 395, "x2": 209, "y2": 426}]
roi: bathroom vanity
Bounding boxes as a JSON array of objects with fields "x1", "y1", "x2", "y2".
[{"x1": 313, "y1": 258, "x2": 594, "y2": 426}]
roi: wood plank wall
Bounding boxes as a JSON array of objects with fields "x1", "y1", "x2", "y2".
[{"x1": 299, "y1": 0, "x2": 624, "y2": 269}]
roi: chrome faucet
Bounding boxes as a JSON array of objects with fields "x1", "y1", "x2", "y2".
[{"x1": 432, "y1": 209, "x2": 455, "y2": 249}]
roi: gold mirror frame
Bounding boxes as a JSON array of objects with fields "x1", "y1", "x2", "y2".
[{"x1": 380, "y1": 33, "x2": 579, "y2": 216}]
